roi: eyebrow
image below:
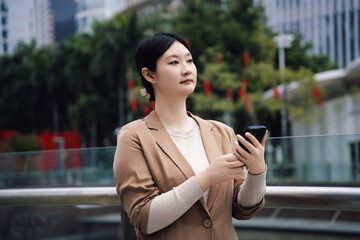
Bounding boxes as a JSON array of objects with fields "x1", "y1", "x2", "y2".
[{"x1": 165, "y1": 53, "x2": 192, "y2": 59}]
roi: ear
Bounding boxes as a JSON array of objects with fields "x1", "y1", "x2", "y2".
[{"x1": 141, "y1": 68, "x2": 156, "y2": 84}]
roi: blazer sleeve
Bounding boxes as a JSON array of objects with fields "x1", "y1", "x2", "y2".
[
  {"x1": 113, "y1": 123, "x2": 159, "y2": 234},
  {"x1": 226, "y1": 125, "x2": 265, "y2": 220}
]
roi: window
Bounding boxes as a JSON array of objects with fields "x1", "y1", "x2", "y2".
[
  {"x1": 1, "y1": 16, "x2": 6, "y2": 25},
  {"x1": 2, "y1": 29, "x2": 7, "y2": 38},
  {"x1": 350, "y1": 10, "x2": 355, "y2": 60},
  {"x1": 78, "y1": 0, "x2": 85, "y2": 11},
  {"x1": 1, "y1": 2, "x2": 8, "y2": 12},
  {"x1": 358, "y1": 9, "x2": 360, "y2": 57},
  {"x1": 350, "y1": 141, "x2": 360, "y2": 181},
  {"x1": 334, "y1": 14, "x2": 338, "y2": 64},
  {"x1": 341, "y1": 12, "x2": 346, "y2": 67},
  {"x1": 84, "y1": 0, "x2": 104, "y2": 11},
  {"x1": 3, "y1": 43, "x2": 7, "y2": 53},
  {"x1": 319, "y1": 16, "x2": 322, "y2": 55},
  {"x1": 326, "y1": 16, "x2": 330, "y2": 55}
]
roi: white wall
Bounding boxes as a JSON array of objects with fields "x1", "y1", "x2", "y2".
[{"x1": 290, "y1": 93, "x2": 360, "y2": 182}]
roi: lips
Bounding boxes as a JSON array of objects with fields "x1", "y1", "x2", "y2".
[{"x1": 180, "y1": 79, "x2": 193, "y2": 84}]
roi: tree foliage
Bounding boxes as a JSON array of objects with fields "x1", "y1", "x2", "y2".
[
  {"x1": 276, "y1": 33, "x2": 338, "y2": 73},
  {"x1": 0, "y1": 12, "x2": 143, "y2": 147},
  {"x1": 0, "y1": 0, "x2": 339, "y2": 148}
]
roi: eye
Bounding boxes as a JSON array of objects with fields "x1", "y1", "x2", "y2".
[
  {"x1": 187, "y1": 59, "x2": 193, "y2": 63},
  {"x1": 169, "y1": 60, "x2": 179, "y2": 65}
]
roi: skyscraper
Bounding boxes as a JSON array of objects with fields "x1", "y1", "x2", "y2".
[
  {"x1": 0, "y1": 0, "x2": 8, "y2": 54},
  {"x1": 260, "y1": 0, "x2": 360, "y2": 68},
  {"x1": 0, "y1": 0, "x2": 54, "y2": 54},
  {"x1": 50, "y1": 0, "x2": 77, "y2": 42},
  {"x1": 75, "y1": 0, "x2": 126, "y2": 33}
]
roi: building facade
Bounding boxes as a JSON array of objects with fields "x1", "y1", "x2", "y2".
[
  {"x1": 33, "y1": 0, "x2": 54, "y2": 46},
  {"x1": 75, "y1": 0, "x2": 126, "y2": 33},
  {"x1": 50, "y1": 0, "x2": 77, "y2": 42},
  {"x1": 0, "y1": 0, "x2": 8, "y2": 54},
  {"x1": 260, "y1": 0, "x2": 360, "y2": 69},
  {"x1": 0, "y1": 0, "x2": 53, "y2": 54}
]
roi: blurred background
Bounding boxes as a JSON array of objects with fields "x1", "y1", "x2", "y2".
[{"x1": 0, "y1": 0, "x2": 360, "y2": 239}]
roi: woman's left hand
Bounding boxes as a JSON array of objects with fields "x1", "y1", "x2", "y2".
[{"x1": 232, "y1": 131, "x2": 268, "y2": 175}]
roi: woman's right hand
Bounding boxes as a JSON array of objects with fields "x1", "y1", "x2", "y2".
[{"x1": 194, "y1": 153, "x2": 245, "y2": 192}]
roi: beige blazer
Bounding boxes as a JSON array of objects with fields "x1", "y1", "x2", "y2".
[{"x1": 113, "y1": 111, "x2": 264, "y2": 240}]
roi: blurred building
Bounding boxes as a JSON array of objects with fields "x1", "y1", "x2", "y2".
[
  {"x1": 74, "y1": 0, "x2": 226, "y2": 33},
  {"x1": 0, "y1": 0, "x2": 54, "y2": 54},
  {"x1": 0, "y1": 0, "x2": 8, "y2": 54},
  {"x1": 260, "y1": 0, "x2": 360, "y2": 69},
  {"x1": 75, "y1": 0, "x2": 126, "y2": 33},
  {"x1": 124, "y1": 0, "x2": 181, "y2": 15},
  {"x1": 50, "y1": 0, "x2": 77, "y2": 42}
]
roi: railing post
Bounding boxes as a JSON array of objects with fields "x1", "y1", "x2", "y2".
[{"x1": 120, "y1": 208, "x2": 137, "y2": 240}]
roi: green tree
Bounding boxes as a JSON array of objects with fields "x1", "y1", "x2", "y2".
[
  {"x1": 0, "y1": 40, "x2": 56, "y2": 133},
  {"x1": 275, "y1": 33, "x2": 338, "y2": 73}
]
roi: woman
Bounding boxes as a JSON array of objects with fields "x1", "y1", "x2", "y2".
[{"x1": 113, "y1": 32, "x2": 267, "y2": 240}]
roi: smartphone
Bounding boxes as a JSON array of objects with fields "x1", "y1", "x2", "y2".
[{"x1": 238, "y1": 125, "x2": 267, "y2": 153}]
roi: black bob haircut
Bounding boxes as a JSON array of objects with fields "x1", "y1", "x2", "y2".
[{"x1": 135, "y1": 32, "x2": 191, "y2": 102}]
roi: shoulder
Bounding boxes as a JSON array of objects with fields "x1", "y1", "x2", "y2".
[
  {"x1": 208, "y1": 120, "x2": 235, "y2": 140},
  {"x1": 207, "y1": 120, "x2": 232, "y2": 132},
  {"x1": 192, "y1": 114, "x2": 235, "y2": 138},
  {"x1": 117, "y1": 119, "x2": 146, "y2": 142}
]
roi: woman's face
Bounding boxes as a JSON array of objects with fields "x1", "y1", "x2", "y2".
[{"x1": 152, "y1": 41, "x2": 197, "y2": 101}]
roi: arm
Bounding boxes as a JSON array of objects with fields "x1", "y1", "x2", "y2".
[
  {"x1": 148, "y1": 152, "x2": 247, "y2": 233},
  {"x1": 113, "y1": 125, "x2": 159, "y2": 234},
  {"x1": 147, "y1": 177, "x2": 204, "y2": 234},
  {"x1": 231, "y1": 128, "x2": 267, "y2": 218},
  {"x1": 237, "y1": 168, "x2": 266, "y2": 208}
]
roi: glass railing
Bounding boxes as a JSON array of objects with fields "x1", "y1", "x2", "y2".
[
  {"x1": 1, "y1": 134, "x2": 360, "y2": 189},
  {"x1": 0, "y1": 147, "x2": 116, "y2": 189},
  {"x1": 265, "y1": 133, "x2": 360, "y2": 185},
  {"x1": 1, "y1": 134, "x2": 360, "y2": 239}
]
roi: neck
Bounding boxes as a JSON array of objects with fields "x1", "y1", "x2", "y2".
[{"x1": 154, "y1": 96, "x2": 193, "y2": 132}]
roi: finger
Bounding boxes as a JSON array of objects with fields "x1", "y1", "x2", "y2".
[
  {"x1": 223, "y1": 153, "x2": 238, "y2": 162},
  {"x1": 232, "y1": 143, "x2": 247, "y2": 160},
  {"x1": 231, "y1": 167, "x2": 247, "y2": 178},
  {"x1": 245, "y1": 132, "x2": 262, "y2": 148},
  {"x1": 233, "y1": 149, "x2": 247, "y2": 165},
  {"x1": 260, "y1": 130, "x2": 268, "y2": 146},
  {"x1": 236, "y1": 134, "x2": 253, "y2": 153},
  {"x1": 227, "y1": 160, "x2": 245, "y2": 168}
]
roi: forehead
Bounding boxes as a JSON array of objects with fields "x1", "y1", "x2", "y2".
[{"x1": 162, "y1": 41, "x2": 190, "y2": 57}]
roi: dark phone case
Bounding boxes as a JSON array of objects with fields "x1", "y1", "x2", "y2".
[{"x1": 238, "y1": 125, "x2": 267, "y2": 153}]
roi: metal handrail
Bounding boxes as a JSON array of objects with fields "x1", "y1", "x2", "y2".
[{"x1": 0, "y1": 186, "x2": 360, "y2": 211}]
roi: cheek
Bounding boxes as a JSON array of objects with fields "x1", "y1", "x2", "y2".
[{"x1": 193, "y1": 65, "x2": 197, "y2": 79}]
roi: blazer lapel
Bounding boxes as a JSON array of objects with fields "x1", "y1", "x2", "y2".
[
  {"x1": 145, "y1": 111, "x2": 222, "y2": 214},
  {"x1": 192, "y1": 115, "x2": 223, "y2": 210},
  {"x1": 144, "y1": 111, "x2": 195, "y2": 180}
]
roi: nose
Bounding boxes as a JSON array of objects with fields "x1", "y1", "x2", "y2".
[{"x1": 181, "y1": 62, "x2": 192, "y2": 76}]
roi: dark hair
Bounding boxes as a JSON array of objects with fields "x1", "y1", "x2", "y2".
[{"x1": 135, "y1": 32, "x2": 191, "y2": 102}]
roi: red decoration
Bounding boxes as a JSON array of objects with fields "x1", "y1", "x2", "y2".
[
  {"x1": 238, "y1": 77, "x2": 247, "y2": 100},
  {"x1": 273, "y1": 87, "x2": 280, "y2": 101},
  {"x1": 243, "y1": 53, "x2": 250, "y2": 67},
  {"x1": 128, "y1": 80, "x2": 135, "y2": 92},
  {"x1": 130, "y1": 98, "x2": 137, "y2": 112},
  {"x1": 238, "y1": 88, "x2": 246, "y2": 99},
  {"x1": 203, "y1": 79, "x2": 212, "y2": 96},
  {"x1": 128, "y1": 80, "x2": 137, "y2": 112},
  {"x1": 245, "y1": 96, "x2": 253, "y2": 112},
  {"x1": 312, "y1": 86, "x2": 323, "y2": 106},
  {"x1": 41, "y1": 131, "x2": 81, "y2": 171},
  {"x1": 142, "y1": 102, "x2": 155, "y2": 116},
  {"x1": 184, "y1": 38, "x2": 191, "y2": 50},
  {"x1": 216, "y1": 53, "x2": 223, "y2": 64},
  {"x1": 226, "y1": 88, "x2": 232, "y2": 102}
]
